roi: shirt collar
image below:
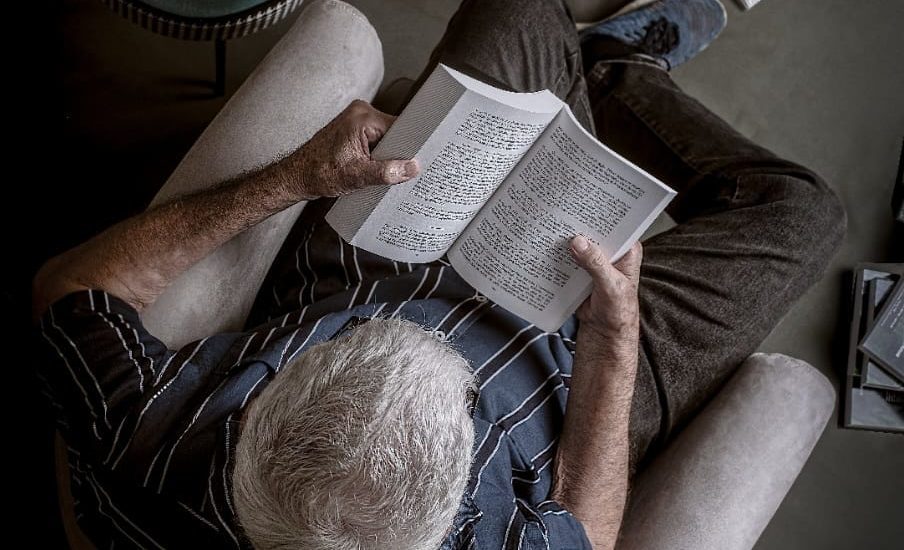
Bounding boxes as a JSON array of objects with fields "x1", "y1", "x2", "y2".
[{"x1": 440, "y1": 493, "x2": 483, "y2": 550}]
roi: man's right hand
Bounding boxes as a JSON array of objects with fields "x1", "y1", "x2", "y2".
[{"x1": 283, "y1": 99, "x2": 420, "y2": 199}]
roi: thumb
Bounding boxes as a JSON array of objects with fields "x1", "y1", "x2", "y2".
[
  {"x1": 364, "y1": 158, "x2": 420, "y2": 186},
  {"x1": 570, "y1": 235, "x2": 617, "y2": 287},
  {"x1": 613, "y1": 242, "x2": 643, "y2": 283}
]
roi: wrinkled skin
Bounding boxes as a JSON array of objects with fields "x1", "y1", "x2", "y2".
[{"x1": 282, "y1": 99, "x2": 420, "y2": 199}]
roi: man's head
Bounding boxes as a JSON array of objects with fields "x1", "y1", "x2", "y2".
[{"x1": 233, "y1": 318, "x2": 476, "y2": 549}]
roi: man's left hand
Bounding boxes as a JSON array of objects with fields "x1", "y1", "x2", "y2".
[
  {"x1": 284, "y1": 99, "x2": 420, "y2": 199},
  {"x1": 570, "y1": 236, "x2": 642, "y2": 346}
]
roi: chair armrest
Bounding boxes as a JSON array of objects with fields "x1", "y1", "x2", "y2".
[
  {"x1": 618, "y1": 353, "x2": 835, "y2": 550},
  {"x1": 141, "y1": 0, "x2": 384, "y2": 349}
]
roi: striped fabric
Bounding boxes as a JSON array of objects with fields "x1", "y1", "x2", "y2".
[
  {"x1": 101, "y1": 0, "x2": 304, "y2": 41},
  {"x1": 37, "y1": 199, "x2": 592, "y2": 549}
]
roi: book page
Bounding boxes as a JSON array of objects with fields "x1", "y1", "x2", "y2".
[
  {"x1": 326, "y1": 65, "x2": 562, "y2": 263},
  {"x1": 448, "y1": 107, "x2": 676, "y2": 331}
]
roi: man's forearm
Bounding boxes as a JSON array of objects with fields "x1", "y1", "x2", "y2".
[
  {"x1": 33, "y1": 160, "x2": 302, "y2": 318},
  {"x1": 552, "y1": 328, "x2": 637, "y2": 549},
  {"x1": 32, "y1": 101, "x2": 419, "y2": 320}
]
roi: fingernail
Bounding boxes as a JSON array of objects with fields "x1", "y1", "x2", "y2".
[
  {"x1": 572, "y1": 235, "x2": 590, "y2": 253},
  {"x1": 404, "y1": 160, "x2": 419, "y2": 177}
]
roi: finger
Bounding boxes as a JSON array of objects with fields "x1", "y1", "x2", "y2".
[
  {"x1": 613, "y1": 241, "x2": 643, "y2": 283},
  {"x1": 358, "y1": 105, "x2": 397, "y2": 147},
  {"x1": 364, "y1": 158, "x2": 420, "y2": 186},
  {"x1": 569, "y1": 235, "x2": 618, "y2": 287}
]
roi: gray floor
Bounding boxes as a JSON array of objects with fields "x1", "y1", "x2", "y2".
[{"x1": 59, "y1": 0, "x2": 903, "y2": 548}]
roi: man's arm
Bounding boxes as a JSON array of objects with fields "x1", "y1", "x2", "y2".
[
  {"x1": 32, "y1": 101, "x2": 419, "y2": 320},
  {"x1": 551, "y1": 236, "x2": 642, "y2": 550}
]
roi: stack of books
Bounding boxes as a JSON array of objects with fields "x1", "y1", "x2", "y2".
[{"x1": 844, "y1": 264, "x2": 904, "y2": 433}]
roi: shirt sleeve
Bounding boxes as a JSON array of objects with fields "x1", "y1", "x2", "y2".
[
  {"x1": 35, "y1": 290, "x2": 240, "y2": 473},
  {"x1": 499, "y1": 500, "x2": 592, "y2": 550},
  {"x1": 535, "y1": 501, "x2": 593, "y2": 549}
]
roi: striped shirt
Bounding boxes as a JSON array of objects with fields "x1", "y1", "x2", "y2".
[{"x1": 37, "y1": 199, "x2": 591, "y2": 549}]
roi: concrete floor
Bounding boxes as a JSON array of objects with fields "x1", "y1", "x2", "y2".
[{"x1": 42, "y1": 0, "x2": 902, "y2": 548}]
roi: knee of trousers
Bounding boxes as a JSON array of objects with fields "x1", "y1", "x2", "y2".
[
  {"x1": 466, "y1": 0, "x2": 579, "y2": 47},
  {"x1": 765, "y1": 172, "x2": 847, "y2": 261}
]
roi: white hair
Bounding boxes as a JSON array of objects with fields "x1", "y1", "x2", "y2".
[{"x1": 233, "y1": 318, "x2": 476, "y2": 549}]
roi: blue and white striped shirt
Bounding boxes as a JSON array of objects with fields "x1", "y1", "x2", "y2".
[{"x1": 37, "y1": 199, "x2": 591, "y2": 549}]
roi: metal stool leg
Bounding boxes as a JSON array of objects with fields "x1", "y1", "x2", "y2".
[{"x1": 214, "y1": 38, "x2": 226, "y2": 96}]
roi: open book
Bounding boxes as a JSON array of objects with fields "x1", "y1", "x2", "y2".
[{"x1": 327, "y1": 64, "x2": 676, "y2": 332}]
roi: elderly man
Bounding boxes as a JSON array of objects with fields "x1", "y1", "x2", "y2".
[{"x1": 35, "y1": 0, "x2": 844, "y2": 548}]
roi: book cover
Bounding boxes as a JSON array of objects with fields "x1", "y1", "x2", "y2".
[{"x1": 860, "y1": 279, "x2": 904, "y2": 384}]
